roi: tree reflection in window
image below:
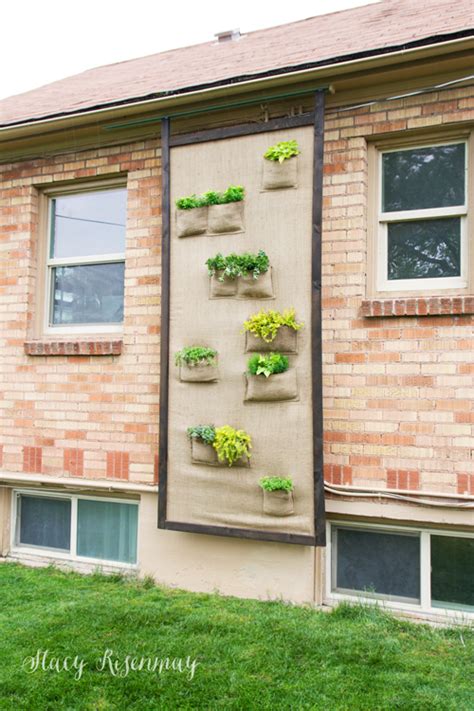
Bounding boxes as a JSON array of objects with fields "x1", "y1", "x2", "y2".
[{"x1": 387, "y1": 218, "x2": 461, "y2": 280}]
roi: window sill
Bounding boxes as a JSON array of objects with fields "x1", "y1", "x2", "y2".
[
  {"x1": 361, "y1": 296, "x2": 474, "y2": 318},
  {"x1": 24, "y1": 340, "x2": 123, "y2": 356}
]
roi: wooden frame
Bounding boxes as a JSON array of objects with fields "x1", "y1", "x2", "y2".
[{"x1": 158, "y1": 96, "x2": 326, "y2": 546}]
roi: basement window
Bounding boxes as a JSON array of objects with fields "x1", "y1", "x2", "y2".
[
  {"x1": 13, "y1": 490, "x2": 138, "y2": 566},
  {"x1": 328, "y1": 522, "x2": 474, "y2": 617}
]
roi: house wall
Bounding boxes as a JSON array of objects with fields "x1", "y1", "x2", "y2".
[{"x1": 0, "y1": 82, "x2": 473, "y2": 604}]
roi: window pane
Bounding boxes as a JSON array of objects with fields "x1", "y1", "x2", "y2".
[
  {"x1": 334, "y1": 527, "x2": 420, "y2": 601},
  {"x1": 431, "y1": 536, "x2": 474, "y2": 610},
  {"x1": 382, "y1": 143, "x2": 465, "y2": 211},
  {"x1": 77, "y1": 499, "x2": 138, "y2": 564},
  {"x1": 52, "y1": 188, "x2": 127, "y2": 258},
  {"x1": 51, "y1": 262, "x2": 124, "y2": 325},
  {"x1": 387, "y1": 217, "x2": 460, "y2": 280},
  {"x1": 19, "y1": 495, "x2": 71, "y2": 551}
]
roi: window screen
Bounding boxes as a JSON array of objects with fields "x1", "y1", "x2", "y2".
[
  {"x1": 431, "y1": 535, "x2": 474, "y2": 610},
  {"x1": 76, "y1": 499, "x2": 138, "y2": 564},
  {"x1": 18, "y1": 495, "x2": 71, "y2": 551},
  {"x1": 333, "y1": 527, "x2": 420, "y2": 601}
]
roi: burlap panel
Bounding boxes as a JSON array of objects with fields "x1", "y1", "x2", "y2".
[
  {"x1": 263, "y1": 489, "x2": 294, "y2": 516},
  {"x1": 262, "y1": 157, "x2": 298, "y2": 190},
  {"x1": 236, "y1": 268, "x2": 274, "y2": 299},
  {"x1": 245, "y1": 325, "x2": 298, "y2": 354},
  {"x1": 168, "y1": 126, "x2": 314, "y2": 535},
  {"x1": 209, "y1": 272, "x2": 238, "y2": 297},
  {"x1": 207, "y1": 202, "x2": 245, "y2": 234},
  {"x1": 244, "y1": 368, "x2": 298, "y2": 402},
  {"x1": 176, "y1": 206, "x2": 208, "y2": 238},
  {"x1": 179, "y1": 362, "x2": 219, "y2": 383}
]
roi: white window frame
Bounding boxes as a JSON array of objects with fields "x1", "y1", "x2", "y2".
[
  {"x1": 10, "y1": 488, "x2": 139, "y2": 570},
  {"x1": 326, "y1": 519, "x2": 474, "y2": 621},
  {"x1": 42, "y1": 180, "x2": 127, "y2": 337}
]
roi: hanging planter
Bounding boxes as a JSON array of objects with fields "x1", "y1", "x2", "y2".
[
  {"x1": 175, "y1": 346, "x2": 219, "y2": 383},
  {"x1": 206, "y1": 186, "x2": 245, "y2": 234},
  {"x1": 259, "y1": 477, "x2": 294, "y2": 516},
  {"x1": 175, "y1": 195, "x2": 208, "y2": 238},
  {"x1": 242, "y1": 308, "x2": 303, "y2": 353},
  {"x1": 206, "y1": 251, "x2": 274, "y2": 300},
  {"x1": 187, "y1": 425, "x2": 251, "y2": 468},
  {"x1": 262, "y1": 140, "x2": 300, "y2": 191},
  {"x1": 244, "y1": 354, "x2": 298, "y2": 402}
]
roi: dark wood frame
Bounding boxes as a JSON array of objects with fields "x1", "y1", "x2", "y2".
[{"x1": 158, "y1": 94, "x2": 326, "y2": 546}]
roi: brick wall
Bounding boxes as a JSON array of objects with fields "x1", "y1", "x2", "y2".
[
  {"x1": 0, "y1": 85, "x2": 473, "y2": 494},
  {"x1": 0, "y1": 140, "x2": 161, "y2": 484},
  {"x1": 322, "y1": 85, "x2": 474, "y2": 495}
]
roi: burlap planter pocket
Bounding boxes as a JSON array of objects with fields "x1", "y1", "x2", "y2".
[
  {"x1": 207, "y1": 202, "x2": 244, "y2": 234},
  {"x1": 245, "y1": 325, "x2": 298, "y2": 354},
  {"x1": 176, "y1": 206, "x2": 208, "y2": 238},
  {"x1": 244, "y1": 369, "x2": 298, "y2": 402},
  {"x1": 236, "y1": 268, "x2": 274, "y2": 299},
  {"x1": 263, "y1": 489, "x2": 294, "y2": 516},
  {"x1": 209, "y1": 271, "x2": 238, "y2": 298},
  {"x1": 262, "y1": 157, "x2": 298, "y2": 190},
  {"x1": 191, "y1": 439, "x2": 250, "y2": 468},
  {"x1": 179, "y1": 362, "x2": 219, "y2": 383}
]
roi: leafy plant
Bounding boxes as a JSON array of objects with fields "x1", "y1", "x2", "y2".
[
  {"x1": 187, "y1": 425, "x2": 216, "y2": 445},
  {"x1": 264, "y1": 140, "x2": 300, "y2": 163},
  {"x1": 206, "y1": 250, "x2": 270, "y2": 281},
  {"x1": 175, "y1": 194, "x2": 207, "y2": 210},
  {"x1": 220, "y1": 185, "x2": 245, "y2": 204},
  {"x1": 247, "y1": 353, "x2": 289, "y2": 378},
  {"x1": 242, "y1": 308, "x2": 303, "y2": 343},
  {"x1": 259, "y1": 476, "x2": 294, "y2": 492},
  {"x1": 175, "y1": 346, "x2": 217, "y2": 367},
  {"x1": 213, "y1": 426, "x2": 252, "y2": 467},
  {"x1": 202, "y1": 190, "x2": 221, "y2": 206}
]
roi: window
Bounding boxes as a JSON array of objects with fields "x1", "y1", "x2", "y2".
[
  {"x1": 329, "y1": 522, "x2": 474, "y2": 617},
  {"x1": 13, "y1": 490, "x2": 138, "y2": 566},
  {"x1": 369, "y1": 135, "x2": 472, "y2": 296},
  {"x1": 43, "y1": 183, "x2": 127, "y2": 333}
]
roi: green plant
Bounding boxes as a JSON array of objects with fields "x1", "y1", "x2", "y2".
[
  {"x1": 206, "y1": 250, "x2": 270, "y2": 281},
  {"x1": 220, "y1": 185, "x2": 245, "y2": 204},
  {"x1": 175, "y1": 346, "x2": 217, "y2": 367},
  {"x1": 175, "y1": 194, "x2": 207, "y2": 210},
  {"x1": 264, "y1": 140, "x2": 300, "y2": 163},
  {"x1": 213, "y1": 425, "x2": 252, "y2": 467},
  {"x1": 247, "y1": 353, "x2": 289, "y2": 378},
  {"x1": 187, "y1": 425, "x2": 216, "y2": 445},
  {"x1": 259, "y1": 476, "x2": 294, "y2": 492},
  {"x1": 202, "y1": 190, "x2": 221, "y2": 206},
  {"x1": 242, "y1": 308, "x2": 303, "y2": 343}
]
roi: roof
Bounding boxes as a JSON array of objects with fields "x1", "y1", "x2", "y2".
[{"x1": 0, "y1": 0, "x2": 473, "y2": 128}]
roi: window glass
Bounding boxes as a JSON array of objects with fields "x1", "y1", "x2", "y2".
[
  {"x1": 431, "y1": 536, "x2": 474, "y2": 610},
  {"x1": 19, "y1": 495, "x2": 71, "y2": 551},
  {"x1": 51, "y1": 263, "x2": 125, "y2": 325},
  {"x1": 51, "y1": 189, "x2": 127, "y2": 259},
  {"x1": 382, "y1": 143, "x2": 465, "y2": 212},
  {"x1": 387, "y1": 217, "x2": 461, "y2": 280},
  {"x1": 77, "y1": 499, "x2": 138, "y2": 564},
  {"x1": 334, "y1": 527, "x2": 420, "y2": 601}
]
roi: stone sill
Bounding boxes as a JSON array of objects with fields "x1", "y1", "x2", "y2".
[
  {"x1": 24, "y1": 340, "x2": 123, "y2": 356},
  {"x1": 361, "y1": 296, "x2": 474, "y2": 318}
]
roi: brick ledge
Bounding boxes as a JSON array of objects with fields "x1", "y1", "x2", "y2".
[
  {"x1": 361, "y1": 296, "x2": 474, "y2": 318},
  {"x1": 24, "y1": 340, "x2": 123, "y2": 356}
]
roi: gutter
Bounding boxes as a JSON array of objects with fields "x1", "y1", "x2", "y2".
[
  {"x1": 0, "y1": 32, "x2": 473, "y2": 141},
  {"x1": 0, "y1": 471, "x2": 158, "y2": 495}
]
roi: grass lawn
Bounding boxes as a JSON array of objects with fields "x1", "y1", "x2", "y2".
[{"x1": 1, "y1": 564, "x2": 474, "y2": 710}]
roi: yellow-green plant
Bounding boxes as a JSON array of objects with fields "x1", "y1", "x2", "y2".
[
  {"x1": 213, "y1": 426, "x2": 252, "y2": 467},
  {"x1": 242, "y1": 308, "x2": 303, "y2": 343}
]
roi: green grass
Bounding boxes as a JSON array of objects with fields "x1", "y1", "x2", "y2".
[{"x1": 1, "y1": 564, "x2": 474, "y2": 710}]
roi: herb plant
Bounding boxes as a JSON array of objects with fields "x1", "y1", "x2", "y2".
[
  {"x1": 187, "y1": 425, "x2": 216, "y2": 445},
  {"x1": 242, "y1": 308, "x2": 303, "y2": 343},
  {"x1": 213, "y1": 426, "x2": 252, "y2": 467},
  {"x1": 175, "y1": 346, "x2": 217, "y2": 367},
  {"x1": 264, "y1": 140, "x2": 300, "y2": 163},
  {"x1": 259, "y1": 476, "x2": 294, "y2": 492},
  {"x1": 247, "y1": 353, "x2": 289, "y2": 378},
  {"x1": 175, "y1": 194, "x2": 207, "y2": 210},
  {"x1": 206, "y1": 250, "x2": 270, "y2": 281}
]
